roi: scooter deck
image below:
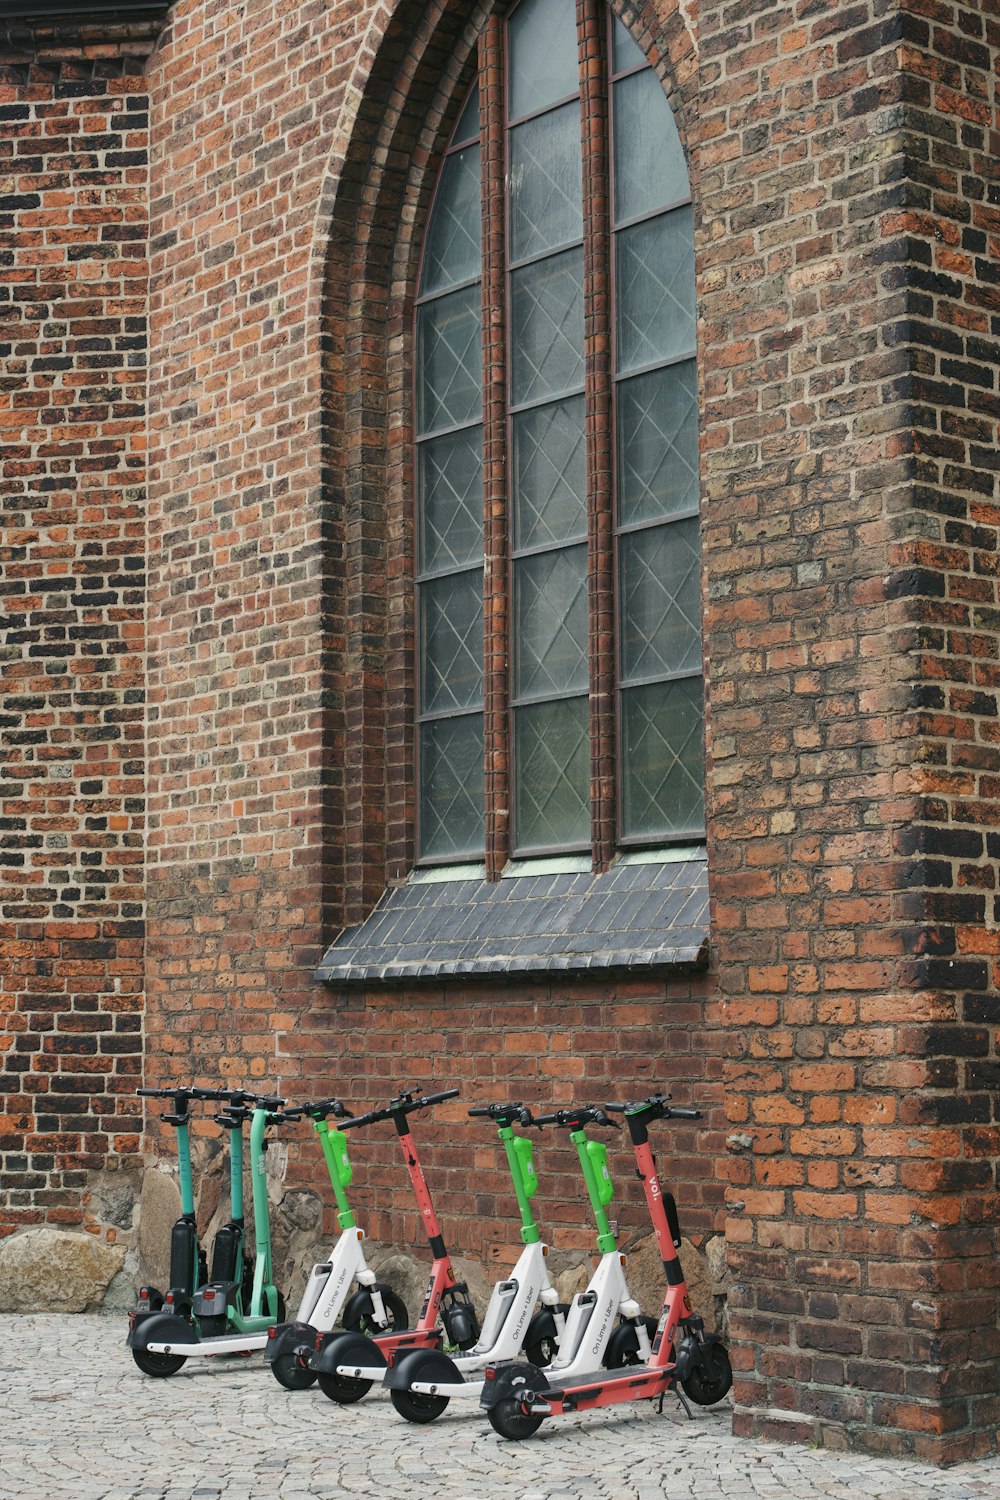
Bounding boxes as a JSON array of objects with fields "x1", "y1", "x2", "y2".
[
  {"x1": 536, "y1": 1361, "x2": 673, "y2": 1410},
  {"x1": 145, "y1": 1332, "x2": 269, "y2": 1358}
]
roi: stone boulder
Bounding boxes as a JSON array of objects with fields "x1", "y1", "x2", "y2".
[
  {"x1": 0, "y1": 1229, "x2": 124, "y2": 1313},
  {"x1": 619, "y1": 1232, "x2": 716, "y2": 1332},
  {"x1": 137, "y1": 1168, "x2": 181, "y2": 1292}
]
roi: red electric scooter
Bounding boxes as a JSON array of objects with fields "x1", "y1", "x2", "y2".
[
  {"x1": 480, "y1": 1093, "x2": 731, "y2": 1439},
  {"x1": 271, "y1": 1088, "x2": 481, "y2": 1398}
]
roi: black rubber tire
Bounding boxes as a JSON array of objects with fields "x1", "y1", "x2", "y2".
[
  {"x1": 681, "y1": 1341, "x2": 733, "y2": 1406},
  {"x1": 318, "y1": 1369, "x2": 373, "y2": 1404},
  {"x1": 343, "y1": 1284, "x2": 408, "y2": 1336},
  {"x1": 605, "y1": 1314, "x2": 659, "y2": 1369},
  {"x1": 131, "y1": 1347, "x2": 187, "y2": 1378},
  {"x1": 523, "y1": 1303, "x2": 570, "y2": 1367},
  {"x1": 389, "y1": 1386, "x2": 449, "y2": 1423},
  {"x1": 488, "y1": 1368, "x2": 549, "y2": 1441},
  {"x1": 270, "y1": 1351, "x2": 318, "y2": 1391}
]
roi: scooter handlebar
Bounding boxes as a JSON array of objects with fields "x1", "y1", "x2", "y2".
[
  {"x1": 533, "y1": 1105, "x2": 619, "y2": 1130},
  {"x1": 604, "y1": 1095, "x2": 701, "y2": 1122}
]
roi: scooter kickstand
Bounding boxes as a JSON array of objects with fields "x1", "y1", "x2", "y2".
[{"x1": 667, "y1": 1384, "x2": 694, "y2": 1420}]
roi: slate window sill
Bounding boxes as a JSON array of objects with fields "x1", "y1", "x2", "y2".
[{"x1": 316, "y1": 854, "x2": 708, "y2": 986}]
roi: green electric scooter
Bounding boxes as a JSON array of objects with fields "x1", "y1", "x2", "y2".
[
  {"x1": 131, "y1": 1086, "x2": 207, "y2": 1328},
  {"x1": 128, "y1": 1092, "x2": 287, "y2": 1376}
]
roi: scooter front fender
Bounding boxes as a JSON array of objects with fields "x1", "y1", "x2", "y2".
[
  {"x1": 382, "y1": 1346, "x2": 461, "y2": 1392},
  {"x1": 264, "y1": 1320, "x2": 316, "y2": 1367},
  {"x1": 127, "y1": 1310, "x2": 199, "y2": 1352},
  {"x1": 313, "y1": 1329, "x2": 387, "y2": 1378}
]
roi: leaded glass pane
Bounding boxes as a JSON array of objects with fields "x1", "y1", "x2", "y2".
[
  {"x1": 613, "y1": 69, "x2": 687, "y2": 224},
  {"x1": 512, "y1": 396, "x2": 586, "y2": 549},
  {"x1": 616, "y1": 207, "x2": 695, "y2": 374},
  {"x1": 515, "y1": 696, "x2": 590, "y2": 851},
  {"x1": 510, "y1": 248, "x2": 584, "y2": 406},
  {"x1": 621, "y1": 677, "x2": 704, "y2": 839},
  {"x1": 611, "y1": 14, "x2": 647, "y2": 75},
  {"x1": 419, "y1": 568, "x2": 484, "y2": 714},
  {"x1": 514, "y1": 544, "x2": 588, "y2": 699},
  {"x1": 420, "y1": 147, "x2": 482, "y2": 298},
  {"x1": 617, "y1": 361, "x2": 697, "y2": 527},
  {"x1": 509, "y1": 102, "x2": 583, "y2": 263},
  {"x1": 420, "y1": 714, "x2": 485, "y2": 859},
  {"x1": 619, "y1": 517, "x2": 701, "y2": 681},
  {"x1": 418, "y1": 426, "x2": 483, "y2": 575},
  {"x1": 454, "y1": 83, "x2": 480, "y2": 143},
  {"x1": 508, "y1": 0, "x2": 579, "y2": 120},
  {"x1": 417, "y1": 285, "x2": 483, "y2": 434}
]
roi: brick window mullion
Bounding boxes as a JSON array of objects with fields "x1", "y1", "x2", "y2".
[
  {"x1": 480, "y1": 17, "x2": 510, "y2": 880},
  {"x1": 578, "y1": 0, "x2": 615, "y2": 869}
]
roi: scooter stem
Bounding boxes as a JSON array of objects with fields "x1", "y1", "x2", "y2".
[
  {"x1": 498, "y1": 1124, "x2": 540, "y2": 1245},
  {"x1": 315, "y1": 1117, "x2": 357, "y2": 1230},
  {"x1": 249, "y1": 1105, "x2": 274, "y2": 1278},
  {"x1": 228, "y1": 1121, "x2": 245, "y2": 1222},
  {"x1": 569, "y1": 1128, "x2": 617, "y2": 1255},
  {"x1": 176, "y1": 1121, "x2": 196, "y2": 1218}
]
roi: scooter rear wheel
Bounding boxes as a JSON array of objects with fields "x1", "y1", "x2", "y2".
[
  {"x1": 488, "y1": 1367, "x2": 549, "y2": 1441},
  {"x1": 271, "y1": 1351, "x2": 318, "y2": 1391},
  {"x1": 389, "y1": 1386, "x2": 449, "y2": 1423},
  {"x1": 318, "y1": 1369, "x2": 372, "y2": 1404},
  {"x1": 132, "y1": 1348, "x2": 187, "y2": 1378}
]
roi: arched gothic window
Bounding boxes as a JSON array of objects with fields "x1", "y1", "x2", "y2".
[{"x1": 415, "y1": 0, "x2": 699, "y2": 865}]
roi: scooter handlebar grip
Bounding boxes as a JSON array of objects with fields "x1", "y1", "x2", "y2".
[
  {"x1": 531, "y1": 1112, "x2": 561, "y2": 1126},
  {"x1": 467, "y1": 1106, "x2": 491, "y2": 1117},
  {"x1": 667, "y1": 1107, "x2": 701, "y2": 1120},
  {"x1": 338, "y1": 1110, "x2": 377, "y2": 1130},
  {"x1": 412, "y1": 1088, "x2": 460, "y2": 1109}
]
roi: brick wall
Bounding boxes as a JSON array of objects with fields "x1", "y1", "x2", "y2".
[
  {"x1": 0, "y1": 22, "x2": 161, "y2": 1239},
  {"x1": 699, "y1": 0, "x2": 1000, "y2": 1462}
]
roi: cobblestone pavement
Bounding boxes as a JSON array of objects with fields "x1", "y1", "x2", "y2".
[{"x1": 4, "y1": 1317, "x2": 1000, "y2": 1500}]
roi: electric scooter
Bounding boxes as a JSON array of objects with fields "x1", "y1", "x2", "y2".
[
  {"x1": 128, "y1": 1092, "x2": 287, "y2": 1375},
  {"x1": 383, "y1": 1101, "x2": 566, "y2": 1423},
  {"x1": 131, "y1": 1086, "x2": 207, "y2": 1326},
  {"x1": 480, "y1": 1093, "x2": 733, "y2": 1438},
  {"x1": 304, "y1": 1087, "x2": 482, "y2": 1401},
  {"x1": 263, "y1": 1094, "x2": 411, "y2": 1390}
]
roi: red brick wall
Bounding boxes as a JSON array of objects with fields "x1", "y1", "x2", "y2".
[
  {"x1": 699, "y1": 0, "x2": 1000, "y2": 1462},
  {"x1": 0, "y1": 28, "x2": 157, "y2": 1237}
]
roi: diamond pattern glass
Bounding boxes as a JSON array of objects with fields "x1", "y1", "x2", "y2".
[
  {"x1": 512, "y1": 395, "x2": 585, "y2": 548},
  {"x1": 454, "y1": 83, "x2": 480, "y2": 144},
  {"x1": 613, "y1": 69, "x2": 687, "y2": 224},
  {"x1": 514, "y1": 544, "x2": 588, "y2": 699},
  {"x1": 619, "y1": 517, "x2": 701, "y2": 681},
  {"x1": 515, "y1": 696, "x2": 590, "y2": 851},
  {"x1": 510, "y1": 248, "x2": 584, "y2": 406},
  {"x1": 420, "y1": 147, "x2": 482, "y2": 297},
  {"x1": 616, "y1": 207, "x2": 695, "y2": 374},
  {"x1": 509, "y1": 102, "x2": 583, "y2": 263},
  {"x1": 508, "y1": 0, "x2": 579, "y2": 119},
  {"x1": 417, "y1": 284, "x2": 483, "y2": 435},
  {"x1": 420, "y1": 714, "x2": 485, "y2": 859},
  {"x1": 621, "y1": 677, "x2": 704, "y2": 839},
  {"x1": 612, "y1": 14, "x2": 647, "y2": 74},
  {"x1": 418, "y1": 426, "x2": 483, "y2": 575},
  {"x1": 617, "y1": 361, "x2": 697, "y2": 527},
  {"x1": 420, "y1": 568, "x2": 484, "y2": 714}
]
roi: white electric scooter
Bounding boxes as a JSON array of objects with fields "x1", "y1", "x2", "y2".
[
  {"x1": 263, "y1": 1097, "x2": 407, "y2": 1389},
  {"x1": 381, "y1": 1102, "x2": 567, "y2": 1421}
]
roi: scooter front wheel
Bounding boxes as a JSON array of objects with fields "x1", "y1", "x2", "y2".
[
  {"x1": 271, "y1": 1352, "x2": 318, "y2": 1391},
  {"x1": 318, "y1": 1369, "x2": 372, "y2": 1404},
  {"x1": 343, "y1": 1283, "x2": 408, "y2": 1336},
  {"x1": 389, "y1": 1386, "x2": 449, "y2": 1423},
  {"x1": 681, "y1": 1340, "x2": 732, "y2": 1406},
  {"x1": 132, "y1": 1347, "x2": 187, "y2": 1378}
]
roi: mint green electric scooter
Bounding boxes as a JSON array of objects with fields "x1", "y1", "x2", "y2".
[{"x1": 129, "y1": 1092, "x2": 286, "y2": 1375}]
